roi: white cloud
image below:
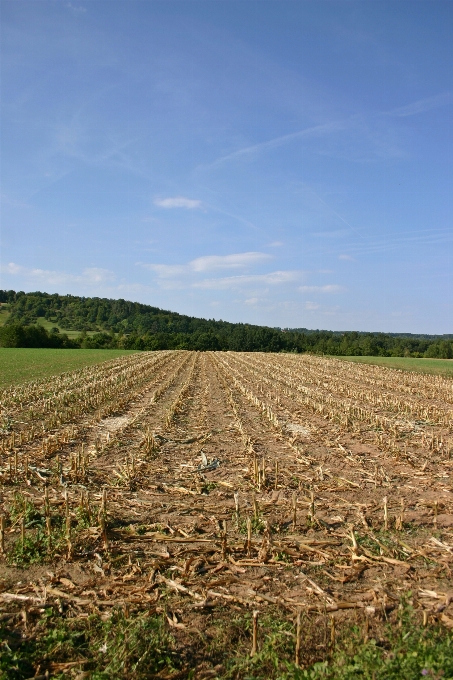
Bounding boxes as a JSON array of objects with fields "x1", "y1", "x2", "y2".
[
  {"x1": 190, "y1": 252, "x2": 271, "y2": 272},
  {"x1": 142, "y1": 263, "x2": 188, "y2": 278},
  {"x1": 299, "y1": 284, "x2": 344, "y2": 293},
  {"x1": 1, "y1": 262, "x2": 114, "y2": 286},
  {"x1": 153, "y1": 196, "x2": 202, "y2": 209},
  {"x1": 338, "y1": 254, "x2": 355, "y2": 261},
  {"x1": 67, "y1": 3, "x2": 87, "y2": 14},
  {"x1": 139, "y1": 253, "x2": 304, "y2": 292},
  {"x1": 268, "y1": 241, "x2": 284, "y2": 247},
  {"x1": 305, "y1": 301, "x2": 320, "y2": 310},
  {"x1": 82, "y1": 268, "x2": 114, "y2": 283},
  {"x1": 139, "y1": 252, "x2": 272, "y2": 278},
  {"x1": 244, "y1": 297, "x2": 259, "y2": 305},
  {"x1": 3, "y1": 262, "x2": 22, "y2": 275},
  {"x1": 194, "y1": 270, "x2": 302, "y2": 290}
]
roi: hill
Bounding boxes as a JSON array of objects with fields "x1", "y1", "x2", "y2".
[{"x1": 0, "y1": 289, "x2": 452, "y2": 357}]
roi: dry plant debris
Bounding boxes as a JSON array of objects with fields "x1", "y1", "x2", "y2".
[{"x1": 1, "y1": 350, "x2": 453, "y2": 678}]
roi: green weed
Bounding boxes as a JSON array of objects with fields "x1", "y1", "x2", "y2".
[
  {"x1": 7, "y1": 528, "x2": 50, "y2": 567},
  {"x1": 357, "y1": 530, "x2": 416, "y2": 562},
  {"x1": 218, "y1": 604, "x2": 453, "y2": 680},
  {"x1": 9, "y1": 493, "x2": 42, "y2": 527},
  {"x1": 200, "y1": 481, "x2": 218, "y2": 494},
  {"x1": 75, "y1": 505, "x2": 92, "y2": 529},
  {"x1": 237, "y1": 515, "x2": 266, "y2": 535},
  {"x1": 6, "y1": 495, "x2": 97, "y2": 567},
  {"x1": 283, "y1": 614, "x2": 453, "y2": 679},
  {"x1": 0, "y1": 609, "x2": 178, "y2": 680},
  {"x1": 2, "y1": 602, "x2": 453, "y2": 679}
]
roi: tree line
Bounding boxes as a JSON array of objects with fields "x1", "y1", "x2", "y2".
[{"x1": 0, "y1": 289, "x2": 452, "y2": 358}]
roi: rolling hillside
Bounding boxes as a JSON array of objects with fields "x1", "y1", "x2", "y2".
[{"x1": 0, "y1": 289, "x2": 452, "y2": 356}]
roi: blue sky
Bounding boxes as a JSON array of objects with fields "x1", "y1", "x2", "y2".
[{"x1": 0, "y1": 0, "x2": 452, "y2": 333}]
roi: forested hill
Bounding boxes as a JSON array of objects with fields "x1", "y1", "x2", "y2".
[
  {"x1": 0, "y1": 289, "x2": 230, "y2": 336},
  {"x1": 0, "y1": 289, "x2": 452, "y2": 357}
]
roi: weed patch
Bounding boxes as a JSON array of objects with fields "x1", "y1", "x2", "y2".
[{"x1": 0, "y1": 609, "x2": 179, "y2": 680}]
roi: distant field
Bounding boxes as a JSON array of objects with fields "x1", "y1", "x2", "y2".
[
  {"x1": 0, "y1": 304, "x2": 10, "y2": 326},
  {"x1": 0, "y1": 348, "x2": 138, "y2": 387},
  {"x1": 0, "y1": 305, "x2": 98, "y2": 337},
  {"x1": 34, "y1": 317, "x2": 97, "y2": 338},
  {"x1": 337, "y1": 355, "x2": 453, "y2": 376}
]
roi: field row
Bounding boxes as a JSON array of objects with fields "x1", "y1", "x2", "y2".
[{"x1": 1, "y1": 351, "x2": 453, "y2": 678}]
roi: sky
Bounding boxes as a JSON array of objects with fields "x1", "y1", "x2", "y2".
[{"x1": 0, "y1": 0, "x2": 452, "y2": 333}]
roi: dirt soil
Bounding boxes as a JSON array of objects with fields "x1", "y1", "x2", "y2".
[{"x1": 1, "y1": 351, "x2": 453, "y2": 677}]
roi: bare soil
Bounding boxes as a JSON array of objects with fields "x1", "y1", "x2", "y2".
[{"x1": 1, "y1": 351, "x2": 452, "y2": 677}]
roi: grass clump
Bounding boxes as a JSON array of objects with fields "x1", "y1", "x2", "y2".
[
  {"x1": 7, "y1": 493, "x2": 50, "y2": 567},
  {"x1": 7, "y1": 529, "x2": 50, "y2": 567},
  {"x1": 2, "y1": 602, "x2": 453, "y2": 679},
  {"x1": 200, "y1": 604, "x2": 453, "y2": 680},
  {"x1": 225, "y1": 612, "x2": 296, "y2": 679},
  {"x1": 286, "y1": 616, "x2": 453, "y2": 679},
  {"x1": 0, "y1": 609, "x2": 178, "y2": 680},
  {"x1": 6, "y1": 493, "x2": 98, "y2": 567},
  {"x1": 356, "y1": 530, "x2": 412, "y2": 561},
  {"x1": 9, "y1": 493, "x2": 42, "y2": 527},
  {"x1": 237, "y1": 516, "x2": 266, "y2": 535}
]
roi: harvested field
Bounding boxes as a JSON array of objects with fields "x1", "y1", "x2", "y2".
[{"x1": 1, "y1": 351, "x2": 453, "y2": 678}]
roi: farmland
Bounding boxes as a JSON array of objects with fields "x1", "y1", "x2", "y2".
[
  {"x1": 0, "y1": 348, "x2": 138, "y2": 388},
  {"x1": 1, "y1": 351, "x2": 453, "y2": 678},
  {"x1": 338, "y1": 355, "x2": 453, "y2": 377}
]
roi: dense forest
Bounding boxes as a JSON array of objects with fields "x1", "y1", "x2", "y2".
[{"x1": 0, "y1": 289, "x2": 452, "y2": 357}]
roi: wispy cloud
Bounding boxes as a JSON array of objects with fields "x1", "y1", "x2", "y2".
[
  {"x1": 142, "y1": 264, "x2": 187, "y2": 279},
  {"x1": 246, "y1": 87, "x2": 444, "y2": 182},
  {"x1": 340, "y1": 227, "x2": 453, "y2": 257},
  {"x1": 339, "y1": 254, "x2": 355, "y2": 261},
  {"x1": 153, "y1": 196, "x2": 202, "y2": 209},
  {"x1": 194, "y1": 270, "x2": 302, "y2": 290},
  {"x1": 66, "y1": 3, "x2": 87, "y2": 14},
  {"x1": 389, "y1": 92, "x2": 452, "y2": 118},
  {"x1": 140, "y1": 252, "x2": 272, "y2": 278},
  {"x1": 191, "y1": 252, "x2": 270, "y2": 272},
  {"x1": 1, "y1": 262, "x2": 114, "y2": 286},
  {"x1": 304, "y1": 186, "x2": 367, "y2": 241},
  {"x1": 201, "y1": 101, "x2": 419, "y2": 172},
  {"x1": 204, "y1": 120, "x2": 348, "y2": 169},
  {"x1": 51, "y1": 114, "x2": 140, "y2": 175},
  {"x1": 138, "y1": 252, "x2": 304, "y2": 292},
  {"x1": 299, "y1": 285, "x2": 344, "y2": 294}
]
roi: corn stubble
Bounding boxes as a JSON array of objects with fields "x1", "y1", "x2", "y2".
[{"x1": 1, "y1": 350, "x2": 453, "y2": 678}]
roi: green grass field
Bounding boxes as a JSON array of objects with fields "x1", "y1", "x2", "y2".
[
  {"x1": 0, "y1": 348, "x2": 138, "y2": 388},
  {"x1": 0, "y1": 304, "x2": 11, "y2": 326},
  {"x1": 337, "y1": 355, "x2": 453, "y2": 376},
  {"x1": 34, "y1": 317, "x2": 98, "y2": 338},
  {"x1": 0, "y1": 304, "x2": 98, "y2": 337}
]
